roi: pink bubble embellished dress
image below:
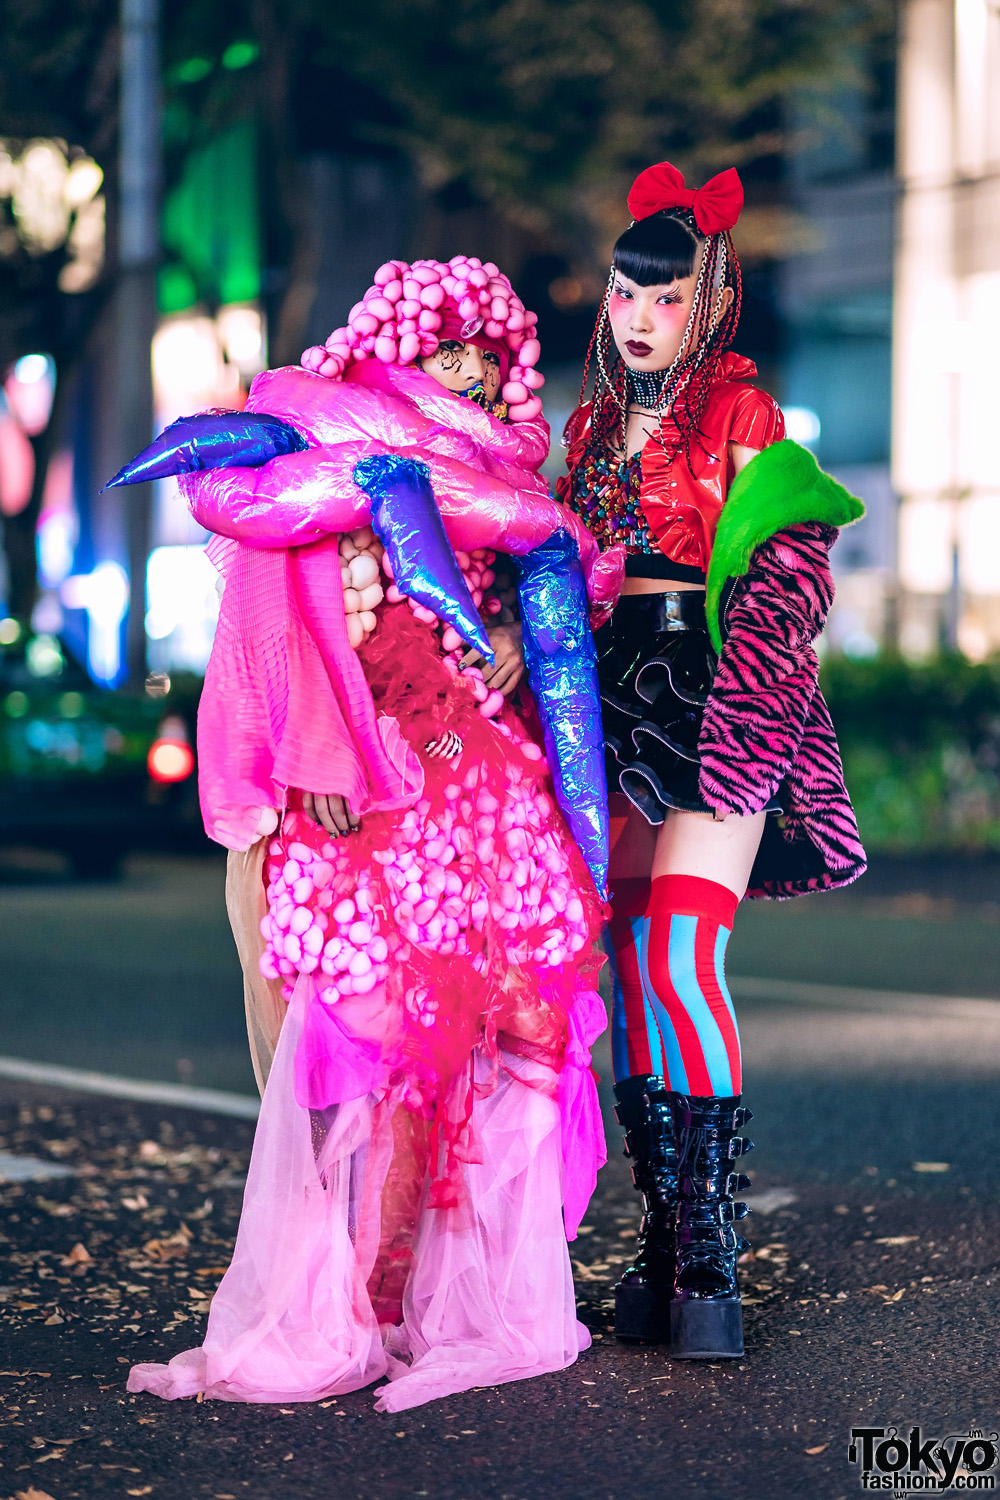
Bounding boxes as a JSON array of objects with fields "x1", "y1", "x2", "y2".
[{"x1": 127, "y1": 355, "x2": 615, "y2": 1413}]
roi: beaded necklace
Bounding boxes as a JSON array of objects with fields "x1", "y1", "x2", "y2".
[{"x1": 460, "y1": 382, "x2": 509, "y2": 422}]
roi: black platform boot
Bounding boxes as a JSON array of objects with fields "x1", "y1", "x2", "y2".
[
  {"x1": 612, "y1": 1075, "x2": 678, "y2": 1342},
  {"x1": 669, "y1": 1093, "x2": 753, "y2": 1360}
]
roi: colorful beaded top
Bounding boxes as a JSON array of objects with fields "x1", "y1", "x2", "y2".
[
  {"x1": 562, "y1": 445, "x2": 654, "y2": 555},
  {"x1": 558, "y1": 355, "x2": 786, "y2": 570}
]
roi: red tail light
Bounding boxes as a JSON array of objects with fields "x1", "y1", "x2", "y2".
[{"x1": 147, "y1": 738, "x2": 194, "y2": 783}]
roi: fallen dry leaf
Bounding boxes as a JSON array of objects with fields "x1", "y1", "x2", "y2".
[
  {"x1": 61, "y1": 1243, "x2": 92, "y2": 1267},
  {"x1": 805, "y1": 1444, "x2": 829, "y2": 1455},
  {"x1": 141, "y1": 1226, "x2": 192, "y2": 1263},
  {"x1": 912, "y1": 1162, "x2": 949, "y2": 1173},
  {"x1": 126, "y1": 1489, "x2": 153, "y2": 1497},
  {"x1": 14, "y1": 1488, "x2": 58, "y2": 1500},
  {"x1": 121, "y1": 1195, "x2": 149, "y2": 1211},
  {"x1": 875, "y1": 1236, "x2": 917, "y2": 1246}
]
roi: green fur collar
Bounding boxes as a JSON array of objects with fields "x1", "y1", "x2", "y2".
[{"x1": 704, "y1": 439, "x2": 865, "y2": 653}]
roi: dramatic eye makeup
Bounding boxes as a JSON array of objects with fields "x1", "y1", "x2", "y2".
[
  {"x1": 434, "y1": 341, "x2": 464, "y2": 373},
  {"x1": 612, "y1": 280, "x2": 684, "y2": 307}
]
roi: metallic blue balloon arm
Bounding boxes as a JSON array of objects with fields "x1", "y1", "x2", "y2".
[
  {"x1": 353, "y1": 453, "x2": 492, "y2": 662},
  {"x1": 102, "y1": 410, "x2": 310, "y2": 490},
  {"x1": 516, "y1": 529, "x2": 609, "y2": 900}
]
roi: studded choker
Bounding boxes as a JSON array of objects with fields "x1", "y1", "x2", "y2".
[{"x1": 627, "y1": 367, "x2": 669, "y2": 410}]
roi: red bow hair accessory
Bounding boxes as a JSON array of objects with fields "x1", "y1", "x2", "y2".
[{"x1": 627, "y1": 161, "x2": 744, "y2": 236}]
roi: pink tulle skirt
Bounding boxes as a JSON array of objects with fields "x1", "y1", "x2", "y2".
[
  {"x1": 129, "y1": 983, "x2": 592, "y2": 1410},
  {"x1": 128, "y1": 603, "x2": 608, "y2": 1411}
]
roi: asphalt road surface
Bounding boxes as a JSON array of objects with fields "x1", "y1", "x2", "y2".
[{"x1": 0, "y1": 852, "x2": 998, "y2": 1499}]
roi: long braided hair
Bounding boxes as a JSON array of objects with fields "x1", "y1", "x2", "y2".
[{"x1": 573, "y1": 208, "x2": 742, "y2": 467}]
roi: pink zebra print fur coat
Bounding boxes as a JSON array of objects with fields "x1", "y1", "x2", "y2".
[{"x1": 700, "y1": 518, "x2": 866, "y2": 898}]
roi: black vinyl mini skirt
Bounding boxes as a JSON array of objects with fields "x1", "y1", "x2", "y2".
[{"x1": 595, "y1": 591, "x2": 781, "y2": 825}]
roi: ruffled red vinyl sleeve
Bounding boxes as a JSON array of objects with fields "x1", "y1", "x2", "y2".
[{"x1": 727, "y1": 385, "x2": 785, "y2": 451}]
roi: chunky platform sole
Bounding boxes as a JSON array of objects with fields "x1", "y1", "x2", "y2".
[
  {"x1": 614, "y1": 1280, "x2": 671, "y2": 1343},
  {"x1": 669, "y1": 1297, "x2": 744, "y2": 1359}
]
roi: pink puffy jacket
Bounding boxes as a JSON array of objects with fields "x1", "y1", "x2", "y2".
[{"x1": 184, "y1": 360, "x2": 623, "y2": 850}]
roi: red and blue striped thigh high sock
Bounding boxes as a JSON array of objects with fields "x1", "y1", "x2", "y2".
[
  {"x1": 605, "y1": 878, "x2": 653, "y2": 1082},
  {"x1": 639, "y1": 874, "x2": 742, "y2": 1097}
]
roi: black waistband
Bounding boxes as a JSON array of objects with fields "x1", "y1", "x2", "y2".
[
  {"x1": 610, "y1": 590, "x2": 707, "y2": 634},
  {"x1": 624, "y1": 554, "x2": 706, "y2": 584}
]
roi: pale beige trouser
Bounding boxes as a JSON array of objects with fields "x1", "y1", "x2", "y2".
[{"x1": 225, "y1": 841, "x2": 286, "y2": 1096}]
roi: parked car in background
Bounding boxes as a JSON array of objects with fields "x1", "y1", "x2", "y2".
[{"x1": 0, "y1": 619, "x2": 201, "y2": 876}]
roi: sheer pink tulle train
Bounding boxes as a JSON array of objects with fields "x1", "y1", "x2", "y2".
[{"x1": 127, "y1": 979, "x2": 591, "y2": 1412}]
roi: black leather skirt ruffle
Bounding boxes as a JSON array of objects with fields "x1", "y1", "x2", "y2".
[{"x1": 595, "y1": 591, "x2": 780, "y2": 825}]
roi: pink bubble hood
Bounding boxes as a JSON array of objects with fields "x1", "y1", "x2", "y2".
[{"x1": 301, "y1": 256, "x2": 545, "y2": 423}]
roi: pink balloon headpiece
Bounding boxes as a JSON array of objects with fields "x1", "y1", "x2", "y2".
[
  {"x1": 626, "y1": 160, "x2": 744, "y2": 236},
  {"x1": 301, "y1": 257, "x2": 544, "y2": 422}
]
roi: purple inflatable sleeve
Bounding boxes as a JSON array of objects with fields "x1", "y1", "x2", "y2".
[
  {"x1": 353, "y1": 454, "x2": 492, "y2": 661},
  {"x1": 103, "y1": 410, "x2": 309, "y2": 489}
]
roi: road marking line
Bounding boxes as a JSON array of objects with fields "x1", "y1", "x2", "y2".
[
  {"x1": 742, "y1": 1187, "x2": 797, "y2": 1214},
  {"x1": 0, "y1": 1056, "x2": 260, "y2": 1119},
  {"x1": 729, "y1": 975, "x2": 1000, "y2": 1017},
  {"x1": 0, "y1": 1151, "x2": 75, "y2": 1183}
]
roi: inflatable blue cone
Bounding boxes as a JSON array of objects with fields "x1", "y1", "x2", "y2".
[
  {"x1": 103, "y1": 410, "x2": 309, "y2": 489},
  {"x1": 516, "y1": 530, "x2": 609, "y2": 899},
  {"x1": 353, "y1": 454, "x2": 492, "y2": 662}
]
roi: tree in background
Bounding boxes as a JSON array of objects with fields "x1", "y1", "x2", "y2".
[
  {"x1": 0, "y1": 0, "x2": 895, "y2": 617},
  {"x1": 164, "y1": 0, "x2": 895, "y2": 359}
]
